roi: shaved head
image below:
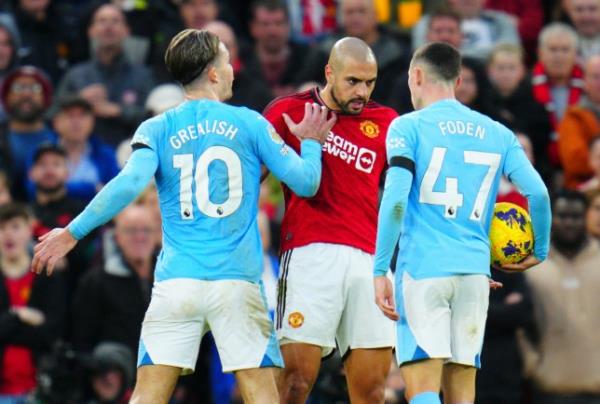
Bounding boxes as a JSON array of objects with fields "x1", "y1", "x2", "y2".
[
  {"x1": 328, "y1": 37, "x2": 377, "y2": 72},
  {"x1": 321, "y1": 36, "x2": 378, "y2": 114}
]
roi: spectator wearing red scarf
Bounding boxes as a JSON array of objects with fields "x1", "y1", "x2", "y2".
[{"x1": 532, "y1": 23, "x2": 583, "y2": 166}]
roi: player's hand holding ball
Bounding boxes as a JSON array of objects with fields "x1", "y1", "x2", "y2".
[
  {"x1": 489, "y1": 202, "x2": 541, "y2": 272},
  {"x1": 282, "y1": 102, "x2": 337, "y2": 145}
]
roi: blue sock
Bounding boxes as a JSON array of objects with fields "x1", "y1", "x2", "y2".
[{"x1": 410, "y1": 391, "x2": 441, "y2": 404}]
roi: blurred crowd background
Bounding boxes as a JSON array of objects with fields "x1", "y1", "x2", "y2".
[{"x1": 0, "y1": 0, "x2": 599, "y2": 403}]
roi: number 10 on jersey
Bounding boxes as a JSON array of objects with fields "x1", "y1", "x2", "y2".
[{"x1": 173, "y1": 146, "x2": 243, "y2": 219}]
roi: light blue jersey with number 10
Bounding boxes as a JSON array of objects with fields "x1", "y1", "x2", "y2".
[
  {"x1": 129, "y1": 99, "x2": 322, "y2": 283},
  {"x1": 376, "y1": 99, "x2": 550, "y2": 280}
]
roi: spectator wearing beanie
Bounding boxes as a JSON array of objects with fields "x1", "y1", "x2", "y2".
[{"x1": 0, "y1": 66, "x2": 55, "y2": 201}]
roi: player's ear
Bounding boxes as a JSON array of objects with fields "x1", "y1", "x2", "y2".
[
  {"x1": 207, "y1": 65, "x2": 219, "y2": 84},
  {"x1": 415, "y1": 66, "x2": 424, "y2": 87},
  {"x1": 454, "y1": 74, "x2": 461, "y2": 90},
  {"x1": 325, "y1": 64, "x2": 333, "y2": 83}
]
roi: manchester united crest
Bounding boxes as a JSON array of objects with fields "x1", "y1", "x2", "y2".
[
  {"x1": 288, "y1": 311, "x2": 304, "y2": 328},
  {"x1": 360, "y1": 120, "x2": 380, "y2": 138}
]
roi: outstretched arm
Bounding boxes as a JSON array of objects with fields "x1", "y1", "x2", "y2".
[{"x1": 32, "y1": 147, "x2": 158, "y2": 275}]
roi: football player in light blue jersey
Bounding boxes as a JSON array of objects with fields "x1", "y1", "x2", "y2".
[
  {"x1": 32, "y1": 29, "x2": 336, "y2": 404},
  {"x1": 372, "y1": 43, "x2": 551, "y2": 404}
]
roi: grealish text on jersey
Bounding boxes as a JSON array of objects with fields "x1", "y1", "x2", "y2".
[{"x1": 170, "y1": 120, "x2": 239, "y2": 149}]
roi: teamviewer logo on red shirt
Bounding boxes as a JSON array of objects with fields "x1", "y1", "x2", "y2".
[
  {"x1": 323, "y1": 132, "x2": 377, "y2": 174},
  {"x1": 356, "y1": 148, "x2": 376, "y2": 173}
]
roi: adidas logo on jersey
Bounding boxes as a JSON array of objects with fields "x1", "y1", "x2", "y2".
[{"x1": 323, "y1": 132, "x2": 377, "y2": 174}]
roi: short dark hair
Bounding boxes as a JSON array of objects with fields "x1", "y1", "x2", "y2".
[
  {"x1": 551, "y1": 189, "x2": 589, "y2": 211},
  {"x1": 428, "y1": 6, "x2": 461, "y2": 28},
  {"x1": 33, "y1": 143, "x2": 67, "y2": 164},
  {"x1": 56, "y1": 95, "x2": 93, "y2": 114},
  {"x1": 412, "y1": 42, "x2": 461, "y2": 82},
  {"x1": 0, "y1": 203, "x2": 31, "y2": 225},
  {"x1": 165, "y1": 29, "x2": 221, "y2": 87},
  {"x1": 250, "y1": 0, "x2": 289, "y2": 20}
]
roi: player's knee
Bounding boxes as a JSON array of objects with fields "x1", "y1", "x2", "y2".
[
  {"x1": 352, "y1": 373, "x2": 386, "y2": 403},
  {"x1": 282, "y1": 368, "x2": 314, "y2": 400},
  {"x1": 362, "y1": 383, "x2": 386, "y2": 403}
]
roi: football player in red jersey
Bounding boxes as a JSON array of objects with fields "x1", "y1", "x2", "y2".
[{"x1": 264, "y1": 37, "x2": 398, "y2": 403}]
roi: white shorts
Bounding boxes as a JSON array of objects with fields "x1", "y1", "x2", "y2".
[
  {"x1": 396, "y1": 272, "x2": 489, "y2": 368},
  {"x1": 276, "y1": 243, "x2": 396, "y2": 358},
  {"x1": 138, "y1": 278, "x2": 283, "y2": 374}
]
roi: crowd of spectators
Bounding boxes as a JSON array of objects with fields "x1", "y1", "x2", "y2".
[{"x1": 0, "y1": 0, "x2": 599, "y2": 403}]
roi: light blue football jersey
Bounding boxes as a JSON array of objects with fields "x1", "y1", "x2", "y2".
[
  {"x1": 130, "y1": 99, "x2": 320, "y2": 283},
  {"x1": 387, "y1": 99, "x2": 533, "y2": 279}
]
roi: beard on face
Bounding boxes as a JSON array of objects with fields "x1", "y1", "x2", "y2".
[
  {"x1": 35, "y1": 179, "x2": 65, "y2": 194},
  {"x1": 330, "y1": 87, "x2": 367, "y2": 115},
  {"x1": 552, "y1": 227, "x2": 587, "y2": 251},
  {"x1": 9, "y1": 99, "x2": 45, "y2": 123}
]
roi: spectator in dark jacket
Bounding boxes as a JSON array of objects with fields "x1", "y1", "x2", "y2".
[
  {"x1": 240, "y1": 0, "x2": 323, "y2": 99},
  {"x1": 456, "y1": 56, "x2": 490, "y2": 114},
  {"x1": 476, "y1": 268, "x2": 535, "y2": 404},
  {"x1": 72, "y1": 204, "x2": 159, "y2": 357},
  {"x1": 28, "y1": 144, "x2": 96, "y2": 289},
  {"x1": 0, "y1": 203, "x2": 66, "y2": 402},
  {"x1": 83, "y1": 342, "x2": 134, "y2": 404},
  {"x1": 484, "y1": 43, "x2": 552, "y2": 173},
  {"x1": 55, "y1": 4, "x2": 155, "y2": 146},
  {"x1": 13, "y1": 0, "x2": 70, "y2": 82},
  {"x1": 52, "y1": 96, "x2": 119, "y2": 202}
]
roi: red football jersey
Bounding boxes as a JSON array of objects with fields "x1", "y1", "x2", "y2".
[{"x1": 264, "y1": 88, "x2": 398, "y2": 254}]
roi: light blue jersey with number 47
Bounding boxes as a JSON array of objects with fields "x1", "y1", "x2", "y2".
[
  {"x1": 129, "y1": 99, "x2": 322, "y2": 283},
  {"x1": 381, "y1": 99, "x2": 550, "y2": 279}
]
